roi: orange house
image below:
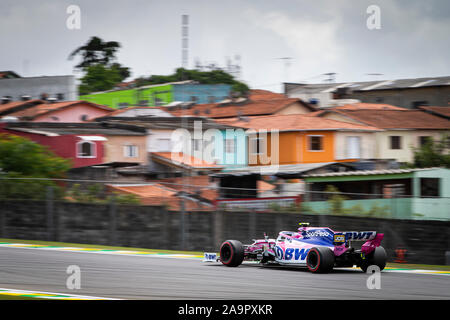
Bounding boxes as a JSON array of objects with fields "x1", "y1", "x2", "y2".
[{"x1": 216, "y1": 114, "x2": 379, "y2": 166}]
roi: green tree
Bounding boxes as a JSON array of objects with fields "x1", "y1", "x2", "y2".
[
  {"x1": 406, "y1": 134, "x2": 450, "y2": 169},
  {"x1": 68, "y1": 36, "x2": 121, "y2": 69},
  {"x1": 0, "y1": 134, "x2": 71, "y2": 199},
  {"x1": 139, "y1": 68, "x2": 250, "y2": 95},
  {"x1": 78, "y1": 64, "x2": 126, "y2": 95},
  {"x1": 69, "y1": 37, "x2": 131, "y2": 95}
]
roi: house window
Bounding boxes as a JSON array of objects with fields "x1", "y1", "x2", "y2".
[
  {"x1": 80, "y1": 114, "x2": 88, "y2": 121},
  {"x1": 208, "y1": 96, "x2": 216, "y2": 103},
  {"x1": 346, "y1": 136, "x2": 361, "y2": 159},
  {"x1": 124, "y1": 145, "x2": 138, "y2": 158},
  {"x1": 308, "y1": 135, "x2": 323, "y2": 151},
  {"x1": 225, "y1": 138, "x2": 235, "y2": 154},
  {"x1": 389, "y1": 136, "x2": 402, "y2": 150},
  {"x1": 418, "y1": 136, "x2": 432, "y2": 147},
  {"x1": 420, "y1": 178, "x2": 440, "y2": 197},
  {"x1": 158, "y1": 139, "x2": 171, "y2": 152},
  {"x1": 77, "y1": 141, "x2": 96, "y2": 158}
]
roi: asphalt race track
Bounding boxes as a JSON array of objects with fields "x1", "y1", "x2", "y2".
[{"x1": 0, "y1": 247, "x2": 448, "y2": 300}]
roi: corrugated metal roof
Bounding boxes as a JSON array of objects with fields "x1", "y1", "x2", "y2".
[
  {"x1": 302, "y1": 167, "x2": 442, "y2": 178},
  {"x1": 287, "y1": 76, "x2": 450, "y2": 94},
  {"x1": 215, "y1": 162, "x2": 342, "y2": 176}
]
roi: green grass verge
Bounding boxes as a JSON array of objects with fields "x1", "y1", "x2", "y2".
[
  {"x1": 386, "y1": 262, "x2": 450, "y2": 271},
  {"x1": 0, "y1": 295, "x2": 47, "y2": 300},
  {"x1": 0, "y1": 238, "x2": 203, "y2": 256}
]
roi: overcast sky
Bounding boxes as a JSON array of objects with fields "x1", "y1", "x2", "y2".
[{"x1": 1, "y1": 0, "x2": 449, "y2": 92}]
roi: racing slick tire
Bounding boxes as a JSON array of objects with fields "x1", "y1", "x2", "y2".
[
  {"x1": 306, "y1": 247, "x2": 335, "y2": 273},
  {"x1": 360, "y1": 246, "x2": 387, "y2": 273},
  {"x1": 220, "y1": 240, "x2": 244, "y2": 267}
]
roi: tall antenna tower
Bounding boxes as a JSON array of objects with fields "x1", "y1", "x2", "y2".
[{"x1": 181, "y1": 14, "x2": 189, "y2": 68}]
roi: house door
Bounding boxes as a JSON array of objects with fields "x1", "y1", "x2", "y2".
[{"x1": 346, "y1": 136, "x2": 361, "y2": 159}]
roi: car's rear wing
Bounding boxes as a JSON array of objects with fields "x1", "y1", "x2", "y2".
[{"x1": 334, "y1": 231, "x2": 377, "y2": 242}]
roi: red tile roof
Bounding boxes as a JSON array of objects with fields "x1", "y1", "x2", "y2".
[
  {"x1": 107, "y1": 183, "x2": 214, "y2": 211},
  {"x1": 152, "y1": 175, "x2": 218, "y2": 201},
  {"x1": 8, "y1": 100, "x2": 114, "y2": 119},
  {"x1": 215, "y1": 114, "x2": 380, "y2": 132},
  {"x1": 418, "y1": 106, "x2": 450, "y2": 118},
  {"x1": 0, "y1": 99, "x2": 44, "y2": 115},
  {"x1": 151, "y1": 152, "x2": 223, "y2": 169},
  {"x1": 333, "y1": 103, "x2": 406, "y2": 110},
  {"x1": 248, "y1": 89, "x2": 287, "y2": 100},
  {"x1": 165, "y1": 98, "x2": 314, "y2": 119},
  {"x1": 258, "y1": 180, "x2": 276, "y2": 193},
  {"x1": 317, "y1": 109, "x2": 450, "y2": 129}
]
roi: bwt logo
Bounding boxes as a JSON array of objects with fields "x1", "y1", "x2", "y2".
[
  {"x1": 275, "y1": 246, "x2": 309, "y2": 261},
  {"x1": 345, "y1": 232, "x2": 374, "y2": 241}
]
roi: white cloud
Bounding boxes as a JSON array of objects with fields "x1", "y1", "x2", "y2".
[{"x1": 246, "y1": 8, "x2": 343, "y2": 72}]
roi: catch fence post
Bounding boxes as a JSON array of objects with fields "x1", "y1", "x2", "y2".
[
  {"x1": 46, "y1": 186, "x2": 54, "y2": 241},
  {"x1": 180, "y1": 198, "x2": 186, "y2": 250},
  {"x1": 109, "y1": 195, "x2": 117, "y2": 245},
  {"x1": 249, "y1": 210, "x2": 256, "y2": 240},
  {"x1": 213, "y1": 208, "x2": 224, "y2": 250}
]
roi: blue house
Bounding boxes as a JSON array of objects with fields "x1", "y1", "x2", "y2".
[
  {"x1": 212, "y1": 128, "x2": 247, "y2": 169},
  {"x1": 172, "y1": 84, "x2": 231, "y2": 104}
]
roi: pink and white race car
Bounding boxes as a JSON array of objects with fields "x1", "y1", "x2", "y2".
[{"x1": 217, "y1": 223, "x2": 387, "y2": 273}]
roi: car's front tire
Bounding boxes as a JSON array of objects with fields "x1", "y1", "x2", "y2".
[
  {"x1": 306, "y1": 247, "x2": 335, "y2": 273},
  {"x1": 220, "y1": 240, "x2": 244, "y2": 267}
]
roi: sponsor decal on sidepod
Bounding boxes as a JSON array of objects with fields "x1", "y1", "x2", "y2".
[{"x1": 275, "y1": 246, "x2": 310, "y2": 262}]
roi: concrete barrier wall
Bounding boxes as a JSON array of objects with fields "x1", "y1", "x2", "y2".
[{"x1": 0, "y1": 200, "x2": 448, "y2": 265}]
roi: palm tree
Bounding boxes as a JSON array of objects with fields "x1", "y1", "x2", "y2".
[{"x1": 68, "y1": 36, "x2": 121, "y2": 69}]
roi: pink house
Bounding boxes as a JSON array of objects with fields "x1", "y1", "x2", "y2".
[
  {"x1": 6, "y1": 100, "x2": 114, "y2": 123},
  {"x1": 0, "y1": 123, "x2": 105, "y2": 168}
]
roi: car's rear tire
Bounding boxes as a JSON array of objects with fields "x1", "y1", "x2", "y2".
[
  {"x1": 220, "y1": 240, "x2": 244, "y2": 267},
  {"x1": 306, "y1": 247, "x2": 335, "y2": 273},
  {"x1": 360, "y1": 246, "x2": 387, "y2": 273}
]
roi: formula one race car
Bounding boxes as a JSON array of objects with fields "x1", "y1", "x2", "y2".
[{"x1": 215, "y1": 223, "x2": 386, "y2": 273}]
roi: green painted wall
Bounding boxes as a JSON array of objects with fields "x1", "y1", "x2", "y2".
[
  {"x1": 80, "y1": 84, "x2": 173, "y2": 108},
  {"x1": 411, "y1": 168, "x2": 450, "y2": 220},
  {"x1": 303, "y1": 168, "x2": 450, "y2": 221},
  {"x1": 303, "y1": 198, "x2": 412, "y2": 219}
]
